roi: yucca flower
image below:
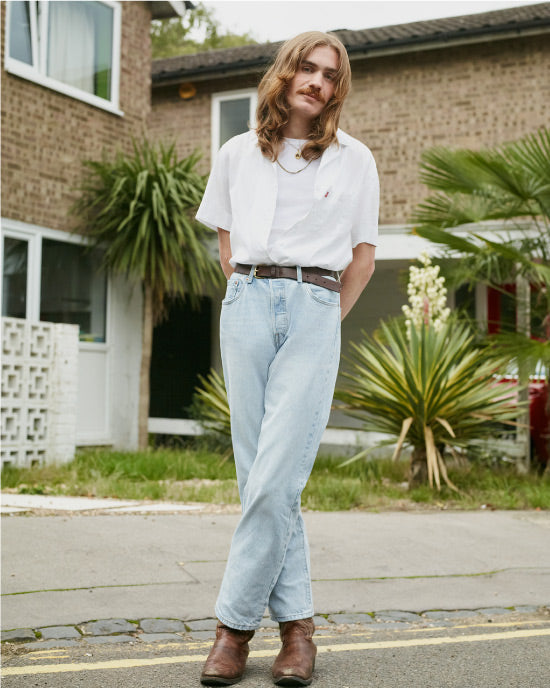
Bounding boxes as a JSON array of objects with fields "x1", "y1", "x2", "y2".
[{"x1": 402, "y1": 252, "x2": 451, "y2": 338}]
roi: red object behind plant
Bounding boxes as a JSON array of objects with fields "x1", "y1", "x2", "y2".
[
  {"x1": 497, "y1": 378, "x2": 549, "y2": 469},
  {"x1": 530, "y1": 381, "x2": 549, "y2": 468}
]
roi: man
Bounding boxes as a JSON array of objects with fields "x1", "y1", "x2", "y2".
[{"x1": 196, "y1": 31, "x2": 379, "y2": 686}]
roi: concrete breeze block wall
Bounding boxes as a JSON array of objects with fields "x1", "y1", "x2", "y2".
[
  {"x1": 0, "y1": 0, "x2": 152, "y2": 233},
  {"x1": 149, "y1": 34, "x2": 549, "y2": 225},
  {"x1": 1, "y1": 317, "x2": 79, "y2": 466}
]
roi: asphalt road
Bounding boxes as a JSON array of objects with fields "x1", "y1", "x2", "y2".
[{"x1": 3, "y1": 616, "x2": 550, "y2": 688}]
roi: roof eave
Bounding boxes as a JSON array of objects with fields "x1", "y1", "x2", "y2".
[
  {"x1": 153, "y1": 58, "x2": 269, "y2": 86},
  {"x1": 346, "y1": 22, "x2": 550, "y2": 60},
  {"x1": 150, "y1": 1, "x2": 191, "y2": 20},
  {"x1": 152, "y1": 20, "x2": 550, "y2": 87}
]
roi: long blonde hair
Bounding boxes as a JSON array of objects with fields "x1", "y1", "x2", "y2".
[{"x1": 256, "y1": 32, "x2": 351, "y2": 161}]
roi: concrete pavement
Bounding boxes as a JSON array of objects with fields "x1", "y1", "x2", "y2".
[{"x1": 1, "y1": 495, "x2": 549, "y2": 639}]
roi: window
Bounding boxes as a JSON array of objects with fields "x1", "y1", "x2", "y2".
[
  {"x1": 40, "y1": 240, "x2": 107, "y2": 342},
  {"x1": 2, "y1": 237, "x2": 29, "y2": 319},
  {"x1": 5, "y1": 0, "x2": 121, "y2": 114},
  {"x1": 1, "y1": 224, "x2": 108, "y2": 343},
  {"x1": 8, "y1": 0, "x2": 34, "y2": 65},
  {"x1": 211, "y1": 89, "x2": 258, "y2": 155}
]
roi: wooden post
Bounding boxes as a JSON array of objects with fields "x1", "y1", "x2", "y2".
[
  {"x1": 516, "y1": 274, "x2": 531, "y2": 473},
  {"x1": 138, "y1": 282, "x2": 153, "y2": 449}
]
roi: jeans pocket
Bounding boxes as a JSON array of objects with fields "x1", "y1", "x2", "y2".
[
  {"x1": 222, "y1": 274, "x2": 246, "y2": 305},
  {"x1": 304, "y1": 281, "x2": 340, "y2": 307}
]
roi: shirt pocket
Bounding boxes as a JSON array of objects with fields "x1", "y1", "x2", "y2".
[
  {"x1": 308, "y1": 189, "x2": 354, "y2": 226},
  {"x1": 330, "y1": 190, "x2": 354, "y2": 221}
]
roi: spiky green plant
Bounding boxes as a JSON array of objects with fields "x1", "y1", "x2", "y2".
[
  {"x1": 336, "y1": 319, "x2": 520, "y2": 490},
  {"x1": 193, "y1": 368, "x2": 231, "y2": 438},
  {"x1": 72, "y1": 139, "x2": 224, "y2": 447}
]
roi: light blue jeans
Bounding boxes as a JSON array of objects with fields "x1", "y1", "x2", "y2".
[{"x1": 215, "y1": 267, "x2": 341, "y2": 631}]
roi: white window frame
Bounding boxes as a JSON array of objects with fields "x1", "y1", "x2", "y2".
[
  {"x1": 211, "y1": 88, "x2": 258, "y2": 157},
  {"x1": 1, "y1": 218, "x2": 110, "y2": 351},
  {"x1": 1, "y1": 226, "x2": 40, "y2": 321},
  {"x1": 4, "y1": 0, "x2": 122, "y2": 116}
]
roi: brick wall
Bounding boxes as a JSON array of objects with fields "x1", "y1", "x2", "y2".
[
  {"x1": 149, "y1": 74, "x2": 260, "y2": 175},
  {"x1": 1, "y1": 1, "x2": 152, "y2": 233},
  {"x1": 150, "y1": 34, "x2": 549, "y2": 224}
]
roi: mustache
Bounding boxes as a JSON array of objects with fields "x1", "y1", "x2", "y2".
[{"x1": 297, "y1": 87, "x2": 326, "y2": 104}]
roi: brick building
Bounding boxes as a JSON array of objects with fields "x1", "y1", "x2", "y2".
[
  {"x1": 2, "y1": 2, "x2": 549, "y2": 456},
  {"x1": 149, "y1": 3, "x2": 550, "y2": 429},
  {"x1": 1, "y1": 1, "x2": 187, "y2": 460}
]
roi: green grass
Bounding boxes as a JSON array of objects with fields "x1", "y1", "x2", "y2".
[
  {"x1": 1, "y1": 445, "x2": 549, "y2": 511},
  {"x1": 1, "y1": 446, "x2": 240, "y2": 505}
]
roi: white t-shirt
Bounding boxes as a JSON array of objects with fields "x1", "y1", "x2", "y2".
[
  {"x1": 196, "y1": 128, "x2": 379, "y2": 271},
  {"x1": 271, "y1": 138, "x2": 320, "y2": 231}
]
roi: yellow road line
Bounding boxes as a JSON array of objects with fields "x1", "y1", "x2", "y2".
[
  {"x1": 349, "y1": 618, "x2": 550, "y2": 636},
  {"x1": 315, "y1": 628, "x2": 550, "y2": 655},
  {"x1": 3, "y1": 627, "x2": 550, "y2": 676},
  {"x1": 174, "y1": 618, "x2": 550, "y2": 647}
]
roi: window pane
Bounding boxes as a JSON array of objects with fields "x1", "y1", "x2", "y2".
[
  {"x1": 9, "y1": 1, "x2": 33, "y2": 65},
  {"x1": 2, "y1": 237, "x2": 28, "y2": 318},
  {"x1": 93, "y1": 2, "x2": 113, "y2": 100},
  {"x1": 40, "y1": 240, "x2": 107, "y2": 342},
  {"x1": 219, "y1": 98, "x2": 250, "y2": 147},
  {"x1": 47, "y1": 1, "x2": 113, "y2": 99}
]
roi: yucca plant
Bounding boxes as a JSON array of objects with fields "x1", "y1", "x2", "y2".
[
  {"x1": 192, "y1": 368, "x2": 233, "y2": 460},
  {"x1": 193, "y1": 368, "x2": 231, "y2": 438},
  {"x1": 72, "y1": 139, "x2": 224, "y2": 447},
  {"x1": 336, "y1": 318, "x2": 520, "y2": 490}
]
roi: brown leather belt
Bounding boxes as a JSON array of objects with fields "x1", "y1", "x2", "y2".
[{"x1": 234, "y1": 264, "x2": 342, "y2": 293}]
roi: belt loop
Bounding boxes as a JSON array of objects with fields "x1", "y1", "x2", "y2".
[
  {"x1": 247, "y1": 264, "x2": 255, "y2": 283},
  {"x1": 296, "y1": 266, "x2": 303, "y2": 284}
]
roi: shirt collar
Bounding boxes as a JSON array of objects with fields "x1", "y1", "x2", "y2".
[
  {"x1": 335, "y1": 129, "x2": 353, "y2": 147},
  {"x1": 319, "y1": 129, "x2": 350, "y2": 171}
]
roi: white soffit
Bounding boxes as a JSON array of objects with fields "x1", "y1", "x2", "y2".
[{"x1": 376, "y1": 221, "x2": 537, "y2": 261}]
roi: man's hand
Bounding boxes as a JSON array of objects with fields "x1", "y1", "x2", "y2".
[
  {"x1": 339, "y1": 243, "x2": 376, "y2": 320},
  {"x1": 218, "y1": 228, "x2": 233, "y2": 279}
]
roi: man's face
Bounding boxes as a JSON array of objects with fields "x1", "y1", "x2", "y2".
[{"x1": 286, "y1": 45, "x2": 338, "y2": 122}]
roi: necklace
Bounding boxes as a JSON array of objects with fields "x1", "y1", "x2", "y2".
[
  {"x1": 276, "y1": 158, "x2": 314, "y2": 174},
  {"x1": 284, "y1": 139, "x2": 306, "y2": 160}
]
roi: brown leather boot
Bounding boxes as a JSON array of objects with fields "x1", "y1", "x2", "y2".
[
  {"x1": 272, "y1": 618, "x2": 316, "y2": 686},
  {"x1": 200, "y1": 621, "x2": 255, "y2": 686}
]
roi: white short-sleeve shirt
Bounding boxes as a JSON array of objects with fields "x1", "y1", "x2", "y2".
[{"x1": 196, "y1": 128, "x2": 379, "y2": 272}]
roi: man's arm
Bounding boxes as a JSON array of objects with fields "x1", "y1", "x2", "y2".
[
  {"x1": 218, "y1": 228, "x2": 233, "y2": 279},
  {"x1": 339, "y1": 243, "x2": 376, "y2": 320}
]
